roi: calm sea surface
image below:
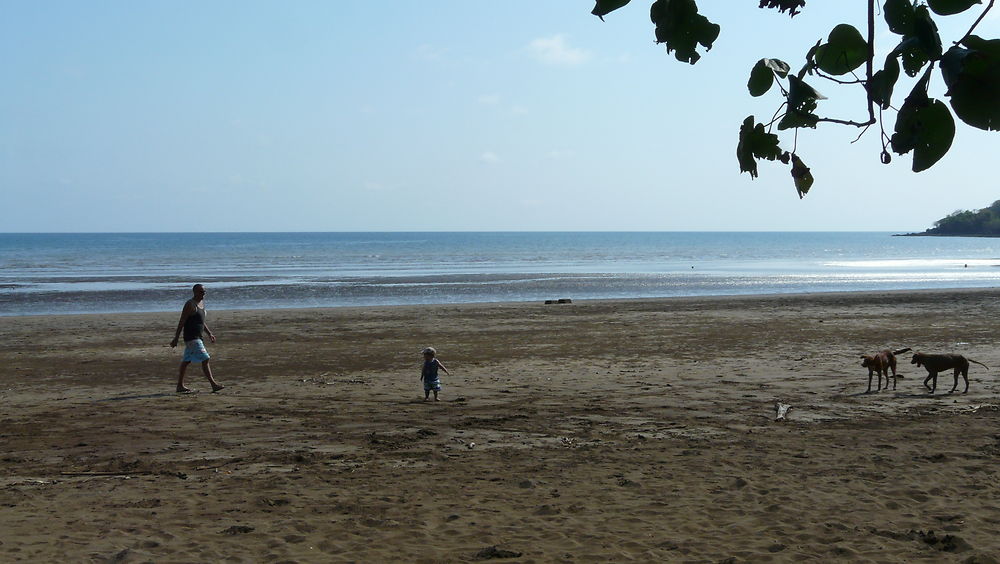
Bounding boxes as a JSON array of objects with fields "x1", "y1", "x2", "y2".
[{"x1": 2, "y1": 232, "x2": 1000, "y2": 316}]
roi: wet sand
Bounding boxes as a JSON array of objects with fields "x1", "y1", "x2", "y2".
[{"x1": 2, "y1": 289, "x2": 1000, "y2": 562}]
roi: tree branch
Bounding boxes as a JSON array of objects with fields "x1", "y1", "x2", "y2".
[
  {"x1": 956, "y1": 0, "x2": 996, "y2": 45},
  {"x1": 866, "y1": 0, "x2": 876, "y2": 124},
  {"x1": 816, "y1": 116, "x2": 877, "y2": 127}
]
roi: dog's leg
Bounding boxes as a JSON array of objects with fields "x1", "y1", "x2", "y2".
[
  {"x1": 867, "y1": 369, "x2": 874, "y2": 393},
  {"x1": 924, "y1": 371, "x2": 937, "y2": 393},
  {"x1": 961, "y1": 367, "x2": 970, "y2": 393}
]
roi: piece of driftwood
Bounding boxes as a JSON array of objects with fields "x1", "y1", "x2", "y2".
[{"x1": 195, "y1": 458, "x2": 244, "y2": 471}]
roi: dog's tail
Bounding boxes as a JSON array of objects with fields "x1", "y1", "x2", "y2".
[
  {"x1": 969, "y1": 359, "x2": 990, "y2": 370},
  {"x1": 892, "y1": 347, "x2": 912, "y2": 356}
]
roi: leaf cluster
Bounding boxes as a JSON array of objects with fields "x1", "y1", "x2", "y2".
[
  {"x1": 758, "y1": 0, "x2": 806, "y2": 16},
  {"x1": 649, "y1": 0, "x2": 721, "y2": 64},
  {"x1": 592, "y1": 0, "x2": 998, "y2": 197}
]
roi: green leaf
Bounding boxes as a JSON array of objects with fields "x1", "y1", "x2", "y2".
[
  {"x1": 748, "y1": 59, "x2": 775, "y2": 97},
  {"x1": 778, "y1": 109, "x2": 819, "y2": 130},
  {"x1": 914, "y1": 6, "x2": 943, "y2": 59},
  {"x1": 765, "y1": 58, "x2": 791, "y2": 78},
  {"x1": 891, "y1": 36, "x2": 930, "y2": 77},
  {"x1": 884, "y1": 0, "x2": 916, "y2": 36},
  {"x1": 890, "y1": 72, "x2": 956, "y2": 172},
  {"x1": 941, "y1": 38, "x2": 1000, "y2": 131},
  {"x1": 737, "y1": 116, "x2": 787, "y2": 178},
  {"x1": 591, "y1": 0, "x2": 631, "y2": 21},
  {"x1": 790, "y1": 154, "x2": 814, "y2": 198},
  {"x1": 778, "y1": 75, "x2": 823, "y2": 130},
  {"x1": 787, "y1": 75, "x2": 826, "y2": 104},
  {"x1": 797, "y1": 40, "x2": 822, "y2": 79},
  {"x1": 908, "y1": 99, "x2": 955, "y2": 171},
  {"x1": 868, "y1": 55, "x2": 900, "y2": 109},
  {"x1": 886, "y1": 5, "x2": 942, "y2": 77},
  {"x1": 963, "y1": 35, "x2": 1000, "y2": 57},
  {"x1": 814, "y1": 24, "x2": 869, "y2": 75},
  {"x1": 927, "y1": 0, "x2": 981, "y2": 15},
  {"x1": 650, "y1": 0, "x2": 721, "y2": 64}
]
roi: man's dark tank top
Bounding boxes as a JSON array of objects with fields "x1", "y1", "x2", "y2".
[{"x1": 183, "y1": 305, "x2": 206, "y2": 342}]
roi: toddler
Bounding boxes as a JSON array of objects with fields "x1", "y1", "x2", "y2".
[{"x1": 420, "y1": 347, "x2": 450, "y2": 401}]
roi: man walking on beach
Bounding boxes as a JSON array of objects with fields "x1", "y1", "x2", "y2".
[{"x1": 170, "y1": 284, "x2": 224, "y2": 393}]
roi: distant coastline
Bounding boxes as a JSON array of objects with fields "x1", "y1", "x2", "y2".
[
  {"x1": 898, "y1": 200, "x2": 1000, "y2": 237},
  {"x1": 895, "y1": 232, "x2": 1000, "y2": 237}
]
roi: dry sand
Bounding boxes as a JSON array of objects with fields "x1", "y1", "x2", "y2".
[{"x1": 3, "y1": 289, "x2": 1000, "y2": 562}]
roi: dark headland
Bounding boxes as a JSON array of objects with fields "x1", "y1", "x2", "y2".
[{"x1": 897, "y1": 199, "x2": 1000, "y2": 237}]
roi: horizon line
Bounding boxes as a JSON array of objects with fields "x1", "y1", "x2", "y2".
[{"x1": 0, "y1": 229, "x2": 921, "y2": 235}]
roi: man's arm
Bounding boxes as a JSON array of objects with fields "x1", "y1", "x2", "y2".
[
  {"x1": 202, "y1": 321, "x2": 215, "y2": 343},
  {"x1": 170, "y1": 301, "x2": 194, "y2": 347}
]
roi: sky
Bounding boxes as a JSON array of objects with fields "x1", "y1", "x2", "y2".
[{"x1": 1, "y1": 2, "x2": 998, "y2": 232}]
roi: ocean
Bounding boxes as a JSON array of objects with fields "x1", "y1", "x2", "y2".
[{"x1": 2, "y1": 232, "x2": 1000, "y2": 316}]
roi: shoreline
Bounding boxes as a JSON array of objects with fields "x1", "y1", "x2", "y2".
[
  {"x1": 3, "y1": 286, "x2": 1000, "y2": 560},
  {"x1": 4, "y1": 284, "x2": 1000, "y2": 320}
]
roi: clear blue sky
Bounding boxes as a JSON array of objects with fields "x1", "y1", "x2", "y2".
[{"x1": 1, "y1": 2, "x2": 997, "y2": 232}]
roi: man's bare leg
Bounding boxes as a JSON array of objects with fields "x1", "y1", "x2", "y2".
[
  {"x1": 177, "y1": 361, "x2": 193, "y2": 392},
  {"x1": 202, "y1": 359, "x2": 224, "y2": 392}
]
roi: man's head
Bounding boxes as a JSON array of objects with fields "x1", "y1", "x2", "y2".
[{"x1": 192, "y1": 284, "x2": 206, "y2": 298}]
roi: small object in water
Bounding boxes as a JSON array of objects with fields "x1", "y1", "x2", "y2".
[
  {"x1": 775, "y1": 402, "x2": 791, "y2": 421},
  {"x1": 467, "y1": 442, "x2": 475, "y2": 449},
  {"x1": 475, "y1": 546, "x2": 523, "y2": 559}
]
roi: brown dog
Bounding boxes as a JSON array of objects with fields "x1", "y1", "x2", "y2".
[
  {"x1": 911, "y1": 352, "x2": 990, "y2": 394},
  {"x1": 861, "y1": 348, "x2": 911, "y2": 392}
]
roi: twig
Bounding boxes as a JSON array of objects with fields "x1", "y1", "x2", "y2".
[
  {"x1": 956, "y1": 0, "x2": 995, "y2": 45},
  {"x1": 765, "y1": 102, "x2": 788, "y2": 130},
  {"x1": 814, "y1": 69, "x2": 866, "y2": 85},
  {"x1": 851, "y1": 122, "x2": 873, "y2": 143}
]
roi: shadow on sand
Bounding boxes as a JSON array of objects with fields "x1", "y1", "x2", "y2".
[{"x1": 97, "y1": 392, "x2": 175, "y2": 402}]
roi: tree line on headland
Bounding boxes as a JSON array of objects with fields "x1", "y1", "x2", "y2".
[{"x1": 904, "y1": 200, "x2": 1000, "y2": 236}]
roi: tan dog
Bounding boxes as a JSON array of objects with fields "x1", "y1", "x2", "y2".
[
  {"x1": 861, "y1": 348, "x2": 910, "y2": 392},
  {"x1": 911, "y1": 352, "x2": 989, "y2": 394}
]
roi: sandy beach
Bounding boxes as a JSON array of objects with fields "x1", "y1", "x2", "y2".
[{"x1": 3, "y1": 288, "x2": 1000, "y2": 562}]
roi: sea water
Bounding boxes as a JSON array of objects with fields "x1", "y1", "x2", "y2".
[{"x1": 2, "y1": 232, "x2": 1000, "y2": 316}]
